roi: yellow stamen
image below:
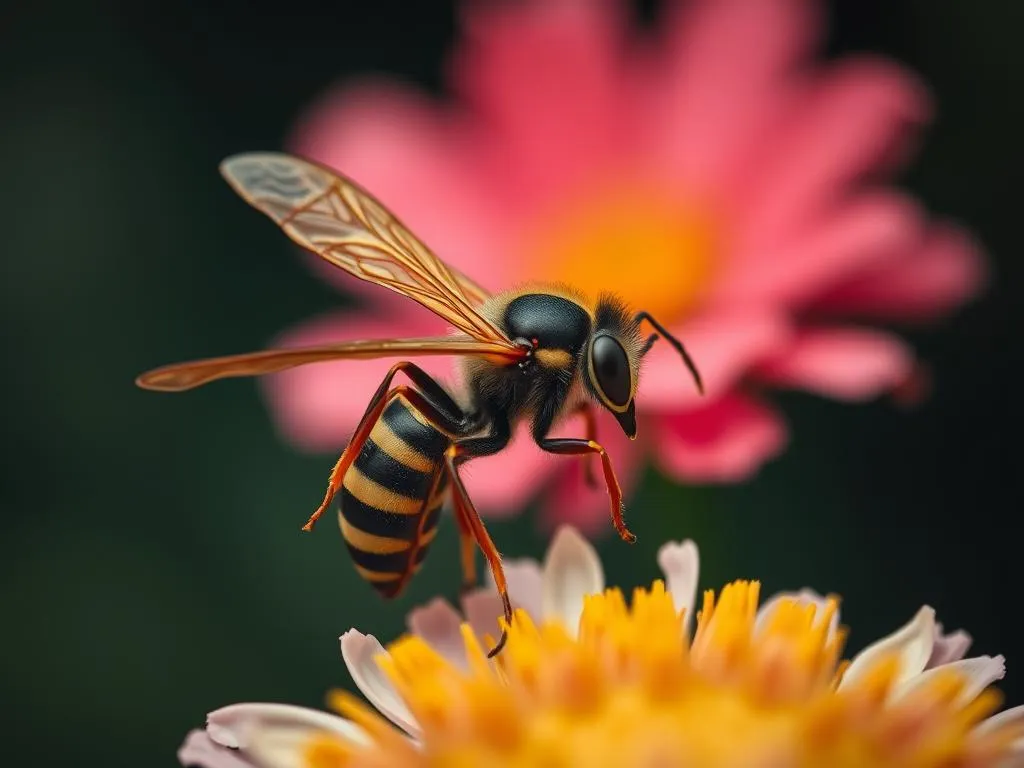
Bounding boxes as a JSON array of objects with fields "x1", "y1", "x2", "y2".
[{"x1": 303, "y1": 735, "x2": 350, "y2": 768}]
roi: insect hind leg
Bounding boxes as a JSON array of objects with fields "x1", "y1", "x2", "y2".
[
  {"x1": 444, "y1": 416, "x2": 513, "y2": 657},
  {"x1": 303, "y1": 361, "x2": 468, "y2": 531},
  {"x1": 453, "y1": 491, "x2": 479, "y2": 597},
  {"x1": 446, "y1": 452, "x2": 513, "y2": 658}
]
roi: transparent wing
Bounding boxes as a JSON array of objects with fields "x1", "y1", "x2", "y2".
[
  {"x1": 136, "y1": 336, "x2": 524, "y2": 392},
  {"x1": 220, "y1": 152, "x2": 507, "y2": 345}
]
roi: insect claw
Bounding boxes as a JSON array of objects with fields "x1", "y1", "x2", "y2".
[
  {"x1": 487, "y1": 628, "x2": 509, "y2": 658},
  {"x1": 301, "y1": 504, "x2": 327, "y2": 531},
  {"x1": 617, "y1": 507, "x2": 637, "y2": 544}
]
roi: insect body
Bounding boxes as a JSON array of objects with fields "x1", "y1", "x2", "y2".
[
  {"x1": 340, "y1": 392, "x2": 451, "y2": 598},
  {"x1": 136, "y1": 153, "x2": 703, "y2": 656}
]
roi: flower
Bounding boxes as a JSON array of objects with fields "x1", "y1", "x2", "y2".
[
  {"x1": 178, "y1": 528, "x2": 1022, "y2": 768},
  {"x1": 261, "y1": 0, "x2": 986, "y2": 532}
]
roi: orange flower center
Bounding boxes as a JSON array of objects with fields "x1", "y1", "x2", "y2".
[{"x1": 526, "y1": 184, "x2": 717, "y2": 323}]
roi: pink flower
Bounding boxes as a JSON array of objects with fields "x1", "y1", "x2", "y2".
[{"x1": 263, "y1": 0, "x2": 985, "y2": 532}]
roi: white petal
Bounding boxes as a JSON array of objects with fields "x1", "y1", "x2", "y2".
[
  {"x1": 407, "y1": 598, "x2": 466, "y2": 667},
  {"x1": 973, "y1": 703, "x2": 1024, "y2": 765},
  {"x1": 245, "y1": 728, "x2": 307, "y2": 768},
  {"x1": 247, "y1": 725, "x2": 359, "y2": 768},
  {"x1": 178, "y1": 728, "x2": 258, "y2": 768},
  {"x1": 340, "y1": 630, "x2": 419, "y2": 736},
  {"x1": 839, "y1": 606, "x2": 936, "y2": 691},
  {"x1": 975, "y1": 703, "x2": 1024, "y2": 737},
  {"x1": 541, "y1": 526, "x2": 604, "y2": 636},
  {"x1": 898, "y1": 655, "x2": 1005, "y2": 705},
  {"x1": 205, "y1": 703, "x2": 365, "y2": 750},
  {"x1": 657, "y1": 539, "x2": 699, "y2": 634},
  {"x1": 755, "y1": 589, "x2": 838, "y2": 640},
  {"x1": 970, "y1": 704, "x2": 1024, "y2": 757}
]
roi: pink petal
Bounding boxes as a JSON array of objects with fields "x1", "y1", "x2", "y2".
[
  {"x1": 755, "y1": 327, "x2": 914, "y2": 401},
  {"x1": 478, "y1": 557, "x2": 545, "y2": 622},
  {"x1": 450, "y1": 0, "x2": 629, "y2": 209},
  {"x1": 461, "y1": 558, "x2": 546, "y2": 644},
  {"x1": 288, "y1": 80, "x2": 514, "y2": 294},
  {"x1": 407, "y1": 598, "x2": 467, "y2": 667},
  {"x1": 638, "y1": 308, "x2": 792, "y2": 409},
  {"x1": 737, "y1": 56, "x2": 932, "y2": 247},
  {"x1": 814, "y1": 223, "x2": 989, "y2": 322},
  {"x1": 652, "y1": 394, "x2": 788, "y2": 483},
  {"x1": 503, "y1": 559, "x2": 545, "y2": 621},
  {"x1": 927, "y1": 623, "x2": 974, "y2": 669},
  {"x1": 179, "y1": 729, "x2": 256, "y2": 768},
  {"x1": 260, "y1": 310, "x2": 458, "y2": 451},
  {"x1": 460, "y1": 588, "x2": 507, "y2": 648},
  {"x1": 720, "y1": 191, "x2": 925, "y2": 306},
  {"x1": 652, "y1": 0, "x2": 820, "y2": 196},
  {"x1": 540, "y1": 410, "x2": 645, "y2": 536},
  {"x1": 459, "y1": 423, "x2": 562, "y2": 516}
]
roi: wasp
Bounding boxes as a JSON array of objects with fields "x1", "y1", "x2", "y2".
[{"x1": 137, "y1": 153, "x2": 703, "y2": 656}]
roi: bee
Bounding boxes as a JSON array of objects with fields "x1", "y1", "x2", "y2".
[{"x1": 137, "y1": 153, "x2": 703, "y2": 656}]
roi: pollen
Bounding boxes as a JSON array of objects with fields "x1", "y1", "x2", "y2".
[{"x1": 308, "y1": 581, "x2": 1020, "y2": 768}]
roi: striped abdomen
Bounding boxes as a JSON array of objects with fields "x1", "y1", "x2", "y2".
[{"x1": 338, "y1": 392, "x2": 452, "y2": 598}]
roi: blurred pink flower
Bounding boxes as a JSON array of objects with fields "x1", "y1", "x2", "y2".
[{"x1": 264, "y1": 0, "x2": 985, "y2": 532}]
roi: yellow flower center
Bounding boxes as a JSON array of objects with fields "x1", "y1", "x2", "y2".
[
  {"x1": 306, "y1": 581, "x2": 1016, "y2": 768},
  {"x1": 526, "y1": 185, "x2": 716, "y2": 323}
]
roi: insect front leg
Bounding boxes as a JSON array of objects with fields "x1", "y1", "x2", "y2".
[
  {"x1": 304, "y1": 361, "x2": 468, "y2": 531},
  {"x1": 537, "y1": 437, "x2": 636, "y2": 545},
  {"x1": 532, "y1": 400, "x2": 634, "y2": 543},
  {"x1": 567, "y1": 402, "x2": 599, "y2": 489}
]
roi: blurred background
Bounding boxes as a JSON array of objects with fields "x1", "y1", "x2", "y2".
[{"x1": 1, "y1": 0, "x2": 1021, "y2": 765}]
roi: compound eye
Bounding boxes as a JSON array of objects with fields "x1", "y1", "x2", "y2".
[{"x1": 592, "y1": 335, "x2": 631, "y2": 407}]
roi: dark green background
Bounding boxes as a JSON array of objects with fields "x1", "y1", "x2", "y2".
[{"x1": 2, "y1": 0, "x2": 1021, "y2": 765}]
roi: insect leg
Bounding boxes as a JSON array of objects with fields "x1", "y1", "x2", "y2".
[
  {"x1": 303, "y1": 361, "x2": 468, "y2": 531},
  {"x1": 442, "y1": 417, "x2": 513, "y2": 657},
  {"x1": 634, "y1": 310, "x2": 704, "y2": 395},
  {"x1": 446, "y1": 453, "x2": 513, "y2": 658},
  {"x1": 453, "y1": 491, "x2": 478, "y2": 596},
  {"x1": 567, "y1": 402, "x2": 599, "y2": 489},
  {"x1": 537, "y1": 437, "x2": 636, "y2": 544}
]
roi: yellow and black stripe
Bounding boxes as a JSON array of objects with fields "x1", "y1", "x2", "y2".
[{"x1": 338, "y1": 393, "x2": 452, "y2": 598}]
